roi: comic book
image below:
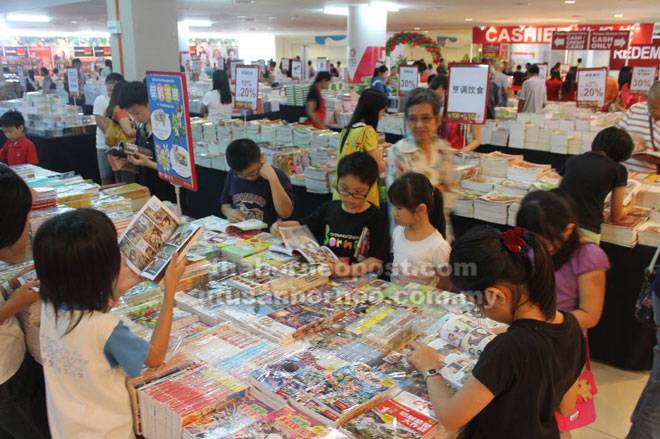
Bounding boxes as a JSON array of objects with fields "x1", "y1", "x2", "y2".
[
  {"x1": 271, "y1": 225, "x2": 339, "y2": 265},
  {"x1": 119, "y1": 196, "x2": 203, "y2": 280},
  {"x1": 344, "y1": 397, "x2": 439, "y2": 439}
]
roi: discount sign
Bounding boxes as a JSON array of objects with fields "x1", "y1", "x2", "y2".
[
  {"x1": 446, "y1": 63, "x2": 490, "y2": 125},
  {"x1": 398, "y1": 66, "x2": 419, "y2": 96},
  {"x1": 317, "y1": 57, "x2": 329, "y2": 72},
  {"x1": 235, "y1": 65, "x2": 259, "y2": 111},
  {"x1": 630, "y1": 67, "x2": 658, "y2": 95},
  {"x1": 66, "y1": 68, "x2": 80, "y2": 98},
  {"x1": 577, "y1": 68, "x2": 607, "y2": 109},
  {"x1": 291, "y1": 60, "x2": 303, "y2": 80}
]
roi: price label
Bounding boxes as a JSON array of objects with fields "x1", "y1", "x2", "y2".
[
  {"x1": 446, "y1": 63, "x2": 490, "y2": 125},
  {"x1": 398, "y1": 66, "x2": 418, "y2": 96},
  {"x1": 630, "y1": 67, "x2": 658, "y2": 95},
  {"x1": 577, "y1": 68, "x2": 607, "y2": 108},
  {"x1": 291, "y1": 60, "x2": 303, "y2": 80},
  {"x1": 67, "y1": 68, "x2": 80, "y2": 98},
  {"x1": 235, "y1": 65, "x2": 259, "y2": 111}
]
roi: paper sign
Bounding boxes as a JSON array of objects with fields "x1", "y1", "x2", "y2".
[
  {"x1": 230, "y1": 59, "x2": 244, "y2": 80},
  {"x1": 145, "y1": 71, "x2": 198, "y2": 191},
  {"x1": 398, "y1": 66, "x2": 419, "y2": 96},
  {"x1": 577, "y1": 68, "x2": 607, "y2": 109},
  {"x1": 317, "y1": 57, "x2": 329, "y2": 72},
  {"x1": 630, "y1": 67, "x2": 658, "y2": 95},
  {"x1": 446, "y1": 63, "x2": 490, "y2": 125},
  {"x1": 537, "y1": 63, "x2": 548, "y2": 79},
  {"x1": 589, "y1": 31, "x2": 629, "y2": 50},
  {"x1": 66, "y1": 68, "x2": 79, "y2": 97},
  {"x1": 280, "y1": 58, "x2": 290, "y2": 73},
  {"x1": 235, "y1": 65, "x2": 259, "y2": 111},
  {"x1": 16, "y1": 65, "x2": 25, "y2": 91},
  {"x1": 551, "y1": 31, "x2": 589, "y2": 50},
  {"x1": 291, "y1": 60, "x2": 303, "y2": 80}
]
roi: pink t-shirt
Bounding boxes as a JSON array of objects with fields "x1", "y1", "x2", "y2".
[{"x1": 555, "y1": 241, "x2": 610, "y2": 312}]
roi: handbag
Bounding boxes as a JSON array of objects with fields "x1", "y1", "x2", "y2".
[
  {"x1": 634, "y1": 245, "x2": 660, "y2": 328},
  {"x1": 105, "y1": 109, "x2": 135, "y2": 148},
  {"x1": 556, "y1": 338, "x2": 597, "y2": 432}
]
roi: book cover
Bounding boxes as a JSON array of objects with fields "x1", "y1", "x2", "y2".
[
  {"x1": 182, "y1": 398, "x2": 278, "y2": 439},
  {"x1": 225, "y1": 406, "x2": 336, "y2": 439}
]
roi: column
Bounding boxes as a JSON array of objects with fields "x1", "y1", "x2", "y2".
[
  {"x1": 346, "y1": 4, "x2": 387, "y2": 83},
  {"x1": 105, "y1": 0, "x2": 180, "y2": 81}
]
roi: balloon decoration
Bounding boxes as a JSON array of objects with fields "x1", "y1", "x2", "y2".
[{"x1": 385, "y1": 32, "x2": 442, "y2": 64}]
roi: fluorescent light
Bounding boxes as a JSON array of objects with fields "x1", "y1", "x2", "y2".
[
  {"x1": 3, "y1": 29, "x2": 110, "y2": 38},
  {"x1": 6, "y1": 13, "x2": 51, "y2": 23},
  {"x1": 323, "y1": 6, "x2": 348, "y2": 15},
  {"x1": 564, "y1": 0, "x2": 575, "y2": 3},
  {"x1": 370, "y1": 2, "x2": 400, "y2": 11},
  {"x1": 465, "y1": 18, "x2": 473, "y2": 21},
  {"x1": 184, "y1": 19, "x2": 212, "y2": 27},
  {"x1": 414, "y1": 27, "x2": 420, "y2": 30},
  {"x1": 613, "y1": 13, "x2": 623, "y2": 17}
]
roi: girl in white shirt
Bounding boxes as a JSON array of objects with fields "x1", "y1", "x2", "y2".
[
  {"x1": 388, "y1": 172, "x2": 451, "y2": 289},
  {"x1": 0, "y1": 164, "x2": 50, "y2": 439},
  {"x1": 201, "y1": 69, "x2": 234, "y2": 121},
  {"x1": 34, "y1": 209, "x2": 187, "y2": 439}
]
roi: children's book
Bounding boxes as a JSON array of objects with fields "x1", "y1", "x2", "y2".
[
  {"x1": 225, "y1": 406, "x2": 345, "y2": 439},
  {"x1": 119, "y1": 196, "x2": 203, "y2": 281},
  {"x1": 271, "y1": 225, "x2": 339, "y2": 265},
  {"x1": 223, "y1": 218, "x2": 268, "y2": 233}
]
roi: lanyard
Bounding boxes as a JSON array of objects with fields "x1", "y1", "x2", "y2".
[{"x1": 650, "y1": 115, "x2": 657, "y2": 151}]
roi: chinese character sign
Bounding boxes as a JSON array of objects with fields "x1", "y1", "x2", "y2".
[
  {"x1": 291, "y1": 61, "x2": 303, "y2": 80},
  {"x1": 145, "y1": 71, "x2": 198, "y2": 191},
  {"x1": 66, "y1": 68, "x2": 79, "y2": 97},
  {"x1": 446, "y1": 63, "x2": 490, "y2": 125},
  {"x1": 235, "y1": 65, "x2": 259, "y2": 111},
  {"x1": 398, "y1": 66, "x2": 419, "y2": 96},
  {"x1": 630, "y1": 67, "x2": 658, "y2": 95},
  {"x1": 577, "y1": 68, "x2": 607, "y2": 109}
]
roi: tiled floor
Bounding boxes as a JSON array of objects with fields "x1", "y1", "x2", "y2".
[{"x1": 570, "y1": 362, "x2": 650, "y2": 439}]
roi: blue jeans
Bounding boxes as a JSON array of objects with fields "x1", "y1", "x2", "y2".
[{"x1": 628, "y1": 294, "x2": 660, "y2": 439}]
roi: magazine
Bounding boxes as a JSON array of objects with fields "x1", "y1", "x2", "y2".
[
  {"x1": 119, "y1": 196, "x2": 203, "y2": 281},
  {"x1": 271, "y1": 225, "x2": 339, "y2": 265}
]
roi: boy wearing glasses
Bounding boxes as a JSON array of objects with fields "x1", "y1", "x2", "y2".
[
  {"x1": 272, "y1": 152, "x2": 389, "y2": 278},
  {"x1": 221, "y1": 139, "x2": 294, "y2": 225}
]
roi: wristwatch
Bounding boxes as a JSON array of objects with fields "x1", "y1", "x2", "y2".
[{"x1": 424, "y1": 369, "x2": 442, "y2": 381}]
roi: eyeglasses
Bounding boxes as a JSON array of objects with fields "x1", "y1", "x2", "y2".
[
  {"x1": 338, "y1": 187, "x2": 367, "y2": 200},
  {"x1": 234, "y1": 162, "x2": 262, "y2": 180},
  {"x1": 406, "y1": 115, "x2": 436, "y2": 125}
]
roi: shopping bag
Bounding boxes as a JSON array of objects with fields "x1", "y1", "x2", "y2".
[
  {"x1": 634, "y1": 246, "x2": 660, "y2": 328},
  {"x1": 556, "y1": 339, "x2": 597, "y2": 432}
]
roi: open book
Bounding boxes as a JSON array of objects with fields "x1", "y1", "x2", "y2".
[
  {"x1": 119, "y1": 196, "x2": 203, "y2": 281},
  {"x1": 270, "y1": 225, "x2": 339, "y2": 265}
]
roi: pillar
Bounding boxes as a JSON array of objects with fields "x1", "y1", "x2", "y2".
[
  {"x1": 346, "y1": 4, "x2": 387, "y2": 83},
  {"x1": 105, "y1": 0, "x2": 180, "y2": 81}
]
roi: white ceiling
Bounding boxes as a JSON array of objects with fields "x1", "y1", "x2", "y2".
[{"x1": 1, "y1": 0, "x2": 659, "y2": 35}]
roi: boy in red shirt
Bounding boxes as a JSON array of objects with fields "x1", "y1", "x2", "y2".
[{"x1": 0, "y1": 111, "x2": 38, "y2": 166}]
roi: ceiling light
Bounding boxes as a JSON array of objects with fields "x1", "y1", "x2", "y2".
[
  {"x1": 267, "y1": 26, "x2": 273, "y2": 29},
  {"x1": 323, "y1": 6, "x2": 348, "y2": 15},
  {"x1": 564, "y1": 0, "x2": 575, "y2": 3},
  {"x1": 414, "y1": 27, "x2": 420, "y2": 30},
  {"x1": 237, "y1": 15, "x2": 247, "y2": 19},
  {"x1": 268, "y1": 16, "x2": 277, "y2": 20},
  {"x1": 6, "y1": 13, "x2": 51, "y2": 23},
  {"x1": 613, "y1": 13, "x2": 623, "y2": 17},
  {"x1": 234, "y1": 0, "x2": 253, "y2": 3},
  {"x1": 70, "y1": 20, "x2": 78, "y2": 24},
  {"x1": 465, "y1": 18, "x2": 473, "y2": 22},
  {"x1": 370, "y1": 2, "x2": 400, "y2": 11},
  {"x1": 184, "y1": 19, "x2": 212, "y2": 27}
]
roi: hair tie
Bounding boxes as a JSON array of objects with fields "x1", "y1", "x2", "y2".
[{"x1": 501, "y1": 227, "x2": 528, "y2": 253}]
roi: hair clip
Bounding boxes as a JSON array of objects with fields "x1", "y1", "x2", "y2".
[{"x1": 501, "y1": 227, "x2": 528, "y2": 253}]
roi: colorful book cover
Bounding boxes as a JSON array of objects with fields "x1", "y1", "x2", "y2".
[
  {"x1": 225, "y1": 406, "x2": 334, "y2": 439},
  {"x1": 182, "y1": 398, "x2": 277, "y2": 439},
  {"x1": 268, "y1": 304, "x2": 329, "y2": 336},
  {"x1": 344, "y1": 398, "x2": 438, "y2": 439}
]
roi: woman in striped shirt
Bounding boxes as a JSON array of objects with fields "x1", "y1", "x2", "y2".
[{"x1": 618, "y1": 82, "x2": 660, "y2": 174}]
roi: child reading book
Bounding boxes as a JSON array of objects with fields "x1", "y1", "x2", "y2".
[
  {"x1": 0, "y1": 110, "x2": 38, "y2": 166},
  {"x1": 0, "y1": 164, "x2": 50, "y2": 439},
  {"x1": 34, "y1": 209, "x2": 187, "y2": 439},
  {"x1": 559, "y1": 127, "x2": 635, "y2": 243},
  {"x1": 407, "y1": 226, "x2": 586, "y2": 439},
  {"x1": 272, "y1": 152, "x2": 389, "y2": 278},
  {"x1": 388, "y1": 172, "x2": 451, "y2": 288},
  {"x1": 220, "y1": 138, "x2": 294, "y2": 226}
]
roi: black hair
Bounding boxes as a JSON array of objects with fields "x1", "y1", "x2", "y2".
[
  {"x1": 550, "y1": 69, "x2": 561, "y2": 81},
  {"x1": 105, "y1": 59, "x2": 112, "y2": 68},
  {"x1": 336, "y1": 151, "x2": 379, "y2": 187},
  {"x1": 339, "y1": 89, "x2": 388, "y2": 153},
  {"x1": 106, "y1": 80, "x2": 125, "y2": 119},
  {"x1": 449, "y1": 226, "x2": 556, "y2": 320},
  {"x1": 516, "y1": 189, "x2": 581, "y2": 269},
  {"x1": 429, "y1": 74, "x2": 448, "y2": 91},
  {"x1": 562, "y1": 69, "x2": 576, "y2": 94},
  {"x1": 0, "y1": 164, "x2": 32, "y2": 249},
  {"x1": 40, "y1": 67, "x2": 49, "y2": 76},
  {"x1": 388, "y1": 172, "x2": 446, "y2": 237},
  {"x1": 591, "y1": 126, "x2": 634, "y2": 162},
  {"x1": 105, "y1": 72, "x2": 124, "y2": 84},
  {"x1": 118, "y1": 80, "x2": 149, "y2": 109},
  {"x1": 212, "y1": 69, "x2": 232, "y2": 105},
  {"x1": 226, "y1": 138, "x2": 261, "y2": 172},
  {"x1": 404, "y1": 87, "x2": 441, "y2": 117},
  {"x1": 34, "y1": 209, "x2": 121, "y2": 334},
  {"x1": 553, "y1": 62, "x2": 561, "y2": 69},
  {"x1": 528, "y1": 64, "x2": 540, "y2": 75},
  {"x1": 577, "y1": 58, "x2": 582, "y2": 63},
  {"x1": 269, "y1": 61, "x2": 277, "y2": 68},
  {"x1": 516, "y1": 65, "x2": 522, "y2": 70},
  {"x1": 0, "y1": 110, "x2": 25, "y2": 128},
  {"x1": 372, "y1": 65, "x2": 388, "y2": 79},
  {"x1": 337, "y1": 61, "x2": 341, "y2": 65},
  {"x1": 27, "y1": 69, "x2": 35, "y2": 79},
  {"x1": 72, "y1": 58, "x2": 81, "y2": 65},
  {"x1": 308, "y1": 60, "x2": 312, "y2": 66},
  {"x1": 312, "y1": 71, "x2": 332, "y2": 86},
  {"x1": 427, "y1": 74, "x2": 436, "y2": 85},
  {"x1": 53, "y1": 68, "x2": 59, "y2": 74},
  {"x1": 617, "y1": 66, "x2": 632, "y2": 89}
]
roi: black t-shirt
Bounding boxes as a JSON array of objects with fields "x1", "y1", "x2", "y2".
[
  {"x1": 136, "y1": 124, "x2": 177, "y2": 204},
  {"x1": 462, "y1": 312, "x2": 585, "y2": 439},
  {"x1": 559, "y1": 151, "x2": 628, "y2": 233},
  {"x1": 300, "y1": 200, "x2": 389, "y2": 265},
  {"x1": 306, "y1": 85, "x2": 321, "y2": 105},
  {"x1": 513, "y1": 71, "x2": 525, "y2": 86}
]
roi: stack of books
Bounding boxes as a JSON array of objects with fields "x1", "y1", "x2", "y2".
[
  {"x1": 454, "y1": 190, "x2": 483, "y2": 218},
  {"x1": 31, "y1": 186, "x2": 57, "y2": 210},
  {"x1": 460, "y1": 176, "x2": 500, "y2": 193},
  {"x1": 506, "y1": 161, "x2": 551, "y2": 182},
  {"x1": 601, "y1": 214, "x2": 647, "y2": 248},
  {"x1": 101, "y1": 183, "x2": 151, "y2": 211},
  {"x1": 474, "y1": 191, "x2": 523, "y2": 225},
  {"x1": 480, "y1": 152, "x2": 523, "y2": 178},
  {"x1": 305, "y1": 165, "x2": 334, "y2": 194}
]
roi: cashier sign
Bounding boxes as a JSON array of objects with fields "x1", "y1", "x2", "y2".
[{"x1": 446, "y1": 63, "x2": 490, "y2": 124}]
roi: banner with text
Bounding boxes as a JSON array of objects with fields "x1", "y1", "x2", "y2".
[
  {"x1": 446, "y1": 63, "x2": 490, "y2": 125},
  {"x1": 146, "y1": 71, "x2": 198, "y2": 191},
  {"x1": 589, "y1": 31, "x2": 629, "y2": 50},
  {"x1": 630, "y1": 67, "x2": 658, "y2": 95},
  {"x1": 577, "y1": 68, "x2": 607, "y2": 109},
  {"x1": 235, "y1": 65, "x2": 259, "y2": 111},
  {"x1": 398, "y1": 66, "x2": 419, "y2": 96},
  {"x1": 551, "y1": 31, "x2": 589, "y2": 50}
]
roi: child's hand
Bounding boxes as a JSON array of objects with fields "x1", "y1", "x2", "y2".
[
  {"x1": 259, "y1": 162, "x2": 277, "y2": 181},
  {"x1": 12, "y1": 281, "x2": 41, "y2": 308},
  {"x1": 407, "y1": 340, "x2": 442, "y2": 374},
  {"x1": 164, "y1": 251, "x2": 187, "y2": 295},
  {"x1": 227, "y1": 208, "x2": 246, "y2": 223},
  {"x1": 328, "y1": 259, "x2": 351, "y2": 277},
  {"x1": 270, "y1": 221, "x2": 282, "y2": 238},
  {"x1": 114, "y1": 256, "x2": 144, "y2": 298}
]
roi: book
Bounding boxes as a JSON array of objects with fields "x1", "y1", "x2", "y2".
[
  {"x1": 225, "y1": 406, "x2": 346, "y2": 438},
  {"x1": 119, "y1": 196, "x2": 203, "y2": 281},
  {"x1": 224, "y1": 218, "x2": 268, "y2": 233},
  {"x1": 344, "y1": 397, "x2": 439, "y2": 439},
  {"x1": 271, "y1": 225, "x2": 339, "y2": 265},
  {"x1": 221, "y1": 237, "x2": 274, "y2": 263},
  {"x1": 227, "y1": 265, "x2": 290, "y2": 296}
]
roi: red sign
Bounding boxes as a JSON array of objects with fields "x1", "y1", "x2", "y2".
[
  {"x1": 3, "y1": 46, "x2": 28, "y2": 58},
  {"x1": 73, "y1": 46, "x2": 93, "y2": 57},
  {"x1": 551, "y1": 31, "x2": 589, "y2": 50},
  {"x1": 482, "y1": 44, "x2": 500, "y2": 58},
  {"x1": 473, "y1": 23, "x2": 651, "y2": 45},
  {"x1": 589, "y1": 31, "x2": 629, "y2": 50},
  {"x1": 28, "y1": 47, "x2": 53, "y2": 69},
  {"x1": 93, "y1": 46, "x2": 112, "y2": 57},
  {"x1": 610, "y1": 41, "x2": 660, "y2": 69}
]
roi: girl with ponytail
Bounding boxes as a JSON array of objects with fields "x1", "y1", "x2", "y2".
[
  {"x1": 388, "y1": 172, "x2": 451, "y2": 288},
  {"x1": 407, "y1": 225, "x2": 586, "y2": 439}
]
